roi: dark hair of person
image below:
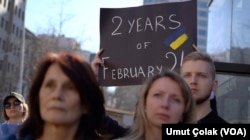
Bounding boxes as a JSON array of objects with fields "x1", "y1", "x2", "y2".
[{"x1": 19, "y1": 52, "x2": 105, "y2": 140}]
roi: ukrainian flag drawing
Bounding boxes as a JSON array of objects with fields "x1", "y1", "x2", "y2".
[{"x1": 164, "y1": 27, "x2": 188, "y2": 50}]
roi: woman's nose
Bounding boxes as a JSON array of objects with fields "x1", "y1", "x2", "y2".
[
  {"x1": 161, "y1": 97, "x2": 170, "y2": 109},
  {"x1": 52, "y1": 87, "x2": 64, "y2": 100}
]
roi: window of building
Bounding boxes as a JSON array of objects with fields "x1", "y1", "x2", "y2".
[
  {"x1": 15, "y1": 6, "x2": 17, "y2": 14},
  {"x1": 13, "y1": 45, "x2": 16, "y2": 55},
  {"x1": 0, "y1": 38, "x2": 2, "y2": 49},
  {"x1": 18, "y1": 9, "x2": 21, "y2": 18},
  {"x1": 7, "y1": 62, "x2": 10, "y2": 72},
  {"x1": 198, "y1": 10, "x2": 208, "y2": 18},
  {"x1": 3, "y1": 0, "x2": 6, "y2": 7},
  {"x1": 0, "y1": 60, "x2": 2, "y2": 70},
  {"x1": 5, "y1": 20, "x2": 8, "y2": 31},
  {"x1": 17, "y1": 48, "x2": 20, "y2": 57},
  {"x1": 22, "y1": 11, "x2": 24, "y2": 21},
  {"x1": 206, "y1": 0, "x2": 250, "y2": 123},
  {"x1": 198, "y1": 29, "x2": 207, "y2": 36},
  {"x1": 15, "y1": 67, "x2": 18, "y2": 75},
  {"x1": 1, "y1": 17, "x2": 4, "y2": 28},
  {"x1": 16, "y1": 26, "x2": 19, "y2": 37},
  {"x1": 11, "y1": 63, "x2": 14, "y2": 73},
  {"x1": 7, "y1": 1, "x2": 10, "y2": 11},
  {"x1": 198, "y1": 2, "x2": 208, "y2": 8},
  {"x1": 19, "y1": 29, "x2": 22, "y2": 39},
  {"x1": 198, "y1": 38, "x2": 207, "y2": 46},
  {"x1": 9, "y1": 43, "x2": 12, "y2": 52},
  {"x1": 3, "y1": 40, "x2": 6, "y2": 51},
  {"x1": 12, "y1": 24, "x2": 15, "y2": 34},
  {"x1": 198, "y1": 19, "x2": 208, "y2": 27}
]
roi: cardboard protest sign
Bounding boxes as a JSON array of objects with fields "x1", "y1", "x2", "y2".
[{"x1": 99, "y1": 0, "x2": 197, "y2": 86}]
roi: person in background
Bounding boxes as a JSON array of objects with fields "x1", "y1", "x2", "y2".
[
  {"x1": 192, "y1": 44, "x2": 218, "y2": 115},
  {"x1": 0, "y1": 92, "x2": 28, "y2": 139},
  {"x1": 3, "y1": 52, "x2": 112, "y2": 140},
  {"x1": 180, "y1": 51, "x2": 228, "y2": 123},
  {"x1": 118, "y1": 70, "x2": 195, "y2": 140},
  {"x1": 92, "y1": 47, "x2": 219, "y2": 116},
  {"x1": 92, "y1": 47, "x2": 225, "y2": 124}
]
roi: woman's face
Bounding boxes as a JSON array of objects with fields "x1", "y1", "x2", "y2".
[
  {"x1": 39, "y1": 63, "x2": 85, "y2": 125},
  {"x1": 4, "y1": 97, "x2": 24, "y2": 120},
  {"x1": 145, "y1": 77, "x2": 185, "y2": 127}
]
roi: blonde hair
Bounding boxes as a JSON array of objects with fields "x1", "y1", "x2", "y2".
[
  {"x1": 121, "y1": 70, "x2": 195, "y2": 140},
  {"x1": 181, "y1": 51, "x2": 216, "y2": 80}
]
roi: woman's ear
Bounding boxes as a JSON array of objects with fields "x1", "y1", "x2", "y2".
[{"x1": 22, "y1": 105, "x2": 26, "y2": 113}]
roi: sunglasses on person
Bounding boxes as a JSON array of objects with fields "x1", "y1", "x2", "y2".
[{"x1": 4, "y1": 100, "x2": 22, "y2": 109}]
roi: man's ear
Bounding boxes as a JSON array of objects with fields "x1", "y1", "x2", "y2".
[{"x1": 212, "y1": 79, "x2": 218, "y2": 91}]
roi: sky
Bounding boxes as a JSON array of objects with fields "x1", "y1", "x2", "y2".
[{"x1": 25, "y1": 0, "x2": 143, "y2": 53}]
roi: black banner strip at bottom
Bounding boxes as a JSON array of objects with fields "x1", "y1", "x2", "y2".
[{"x1": 162, "y1": 124, "x2": 250, "y2": 139}]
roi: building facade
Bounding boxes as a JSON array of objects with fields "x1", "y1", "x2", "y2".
[
  {"x1": 0, "y1": 0, "x2": 26, "y2": 106},
  {"x1": 207, "y1": 0, "x2": 250, "y2": 123},
  {"x1": 22, "y1": 28, "x2": 38, "y2": 98}
]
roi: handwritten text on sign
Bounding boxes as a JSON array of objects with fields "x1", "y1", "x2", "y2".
[{"x1": 99, "y1": 0, "x2": 197, "y2": 86}]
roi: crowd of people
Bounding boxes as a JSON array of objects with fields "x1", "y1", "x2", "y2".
[{"x1": 0, "y1": 45, "x2": 229, "y2": 140}]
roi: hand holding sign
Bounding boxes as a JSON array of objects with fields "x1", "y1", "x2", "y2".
[{"x1": 91, "y1": 48, "x2": 104, "y2": 77}]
